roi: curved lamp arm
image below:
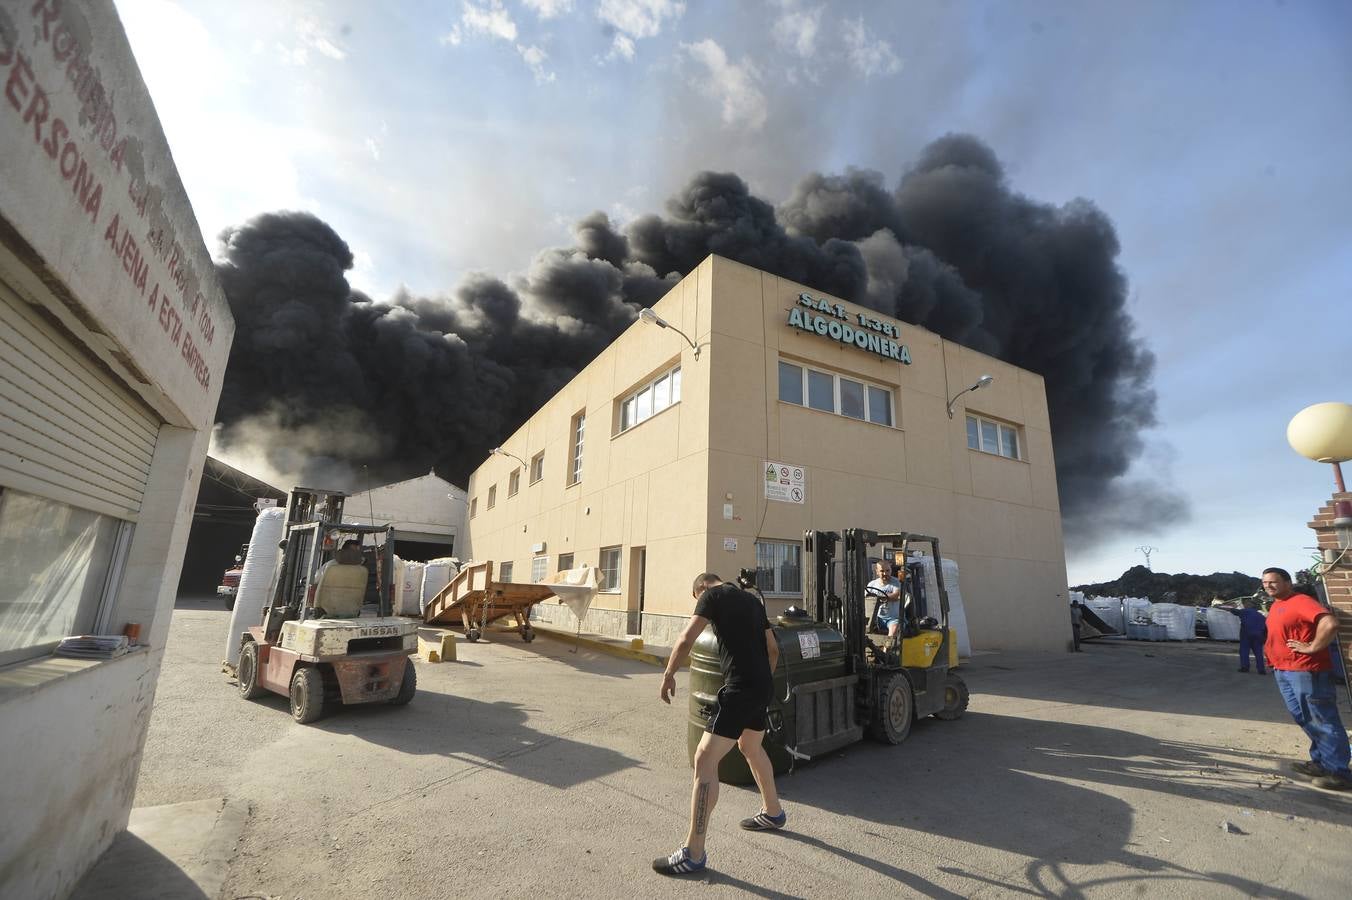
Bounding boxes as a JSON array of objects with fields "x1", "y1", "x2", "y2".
[
  {"x1": 946, "y1": 374, "x2": 994, "y2": 419},
  {"x1": 639, "y1": 308, "x2": 700, "y2": 359}
]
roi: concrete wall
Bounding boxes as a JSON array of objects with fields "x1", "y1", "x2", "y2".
[
  {"x1": 466, "y1": 255, "x2": 1069, "y2": 650},
  {"x1": 344, "y1": 472, "x2": 468, "y2": 551},
  {"x1": 0, "y1": 3, "x2": 233, "y2": 897}
]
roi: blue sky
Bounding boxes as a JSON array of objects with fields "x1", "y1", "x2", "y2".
[{"x1": 113, "y1": 0, "x2": 1352, "y2": 584}]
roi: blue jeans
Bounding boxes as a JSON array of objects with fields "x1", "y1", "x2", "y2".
[
  {"x1": 1274, "y1": 669, "x2": 1352, "y2": 778},
  {"x1": 1239, "y1": 633, "x2": 1265, "y2": 673}
]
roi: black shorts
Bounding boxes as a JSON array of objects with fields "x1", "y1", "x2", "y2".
[{"x1": 706, "y1": 683, "x2": 771, "y2": 739}]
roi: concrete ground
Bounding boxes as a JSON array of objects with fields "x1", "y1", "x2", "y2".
[{"x1": 115, "y1": 596, "x2": 1352, "y2": 898}]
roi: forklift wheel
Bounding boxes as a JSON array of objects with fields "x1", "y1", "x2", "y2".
[
  {"x1": 467, "y1": 628, "x2": 482, "y2": 642},
  {"x1": 869, "y1": 671, "x2": 914, "y2": 745},
  {"x1": 289, "y1": 667, "x2": 326, "y2": 724},
  {"x1": 389, "y1": 660, "x2": 416, "y2": 706},
  {"x1": 238, "y1": 641, "x2": 267, "y2": 700},
  {"x1": 935, "y1": 672, "x2": 969, "y2": 721}
]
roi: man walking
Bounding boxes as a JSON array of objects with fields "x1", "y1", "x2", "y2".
[
  {"x1": 1221, "y1": 599, "x2": 1268, "y2": 673},
  {"x1": 1262, "y1": 567, "x2": 1351, "y2": 791},
  {"x1": 654, "y1": 573, "x2": 785, "y2": 876}
]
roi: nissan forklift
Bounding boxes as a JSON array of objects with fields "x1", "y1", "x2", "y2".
[
  {"x1": 804, "y1": 527, "x2": 968, "y2": 744},
  {"x1": 235, "y1": 487, "x2": 420, "y2": 723}
]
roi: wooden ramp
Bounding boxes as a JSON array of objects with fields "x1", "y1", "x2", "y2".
[{"x1": 423, "y1": 561, "x2": 556, "y2": 642}]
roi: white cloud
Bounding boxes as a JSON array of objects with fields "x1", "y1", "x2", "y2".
[
  {"x1": 275, "y1": 16, "x2": 347, "y2": 65},
  {"x1": 842, "y1": 16, "x2": 901, "y2": 79},
  {"x1": 517, "y1": 44, "x2": 557, "y2": 84},
  {"x1": 523, "y1": 0, "x2": 574, "y2": 19},
  {"x1": 772, "y1": 4, "x2": 821, "y2": 58},
  {"x1": 681, "y1": 39, "x2": 767, "y2": 131},
  {"x1": 441, "y1": 0, "x2": 518, "y2": 46},
  {"x1": 598, "y1": 0, "x2": 684, "y2": 61}
]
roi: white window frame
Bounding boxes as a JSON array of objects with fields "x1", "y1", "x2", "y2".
[
  {"x1": 531, "y1": 555, "x2": 548, "y2": 583},
  {"x1": 530, "y1": 452, "x2": 545, "y2": 484},
  {"x1": 508, "y1": 468, "x2": 520, "y2": 497},
  {"x1": 599, "y1": 546, "x2": 622, "y2": 593},
  {"x1": 557, "y1": 552, "x2": 575, "y2": 572},
  {"x1": 498, "y1": 561, "x2": 514, "y2": 583},
  {"x1": 469, "y1": 497, "x2": 477, "y2": 518},
  {"x1": 755, "y1": 539, "x2": 803, "y2": 597},
  {"x1": 966, "y1": 414, "x2": 1022, "y2": 460},
  {"x1": 487, "y1": 484, "x2": 497, "y2": 509},
  {"x1": 777, "y1": 359, "x2": 894, "y2": 427},
  {"x1": 617, "y1": 364, "x2": 682, "y2": 434},
  {"x1": 569, "y1": 411, "x2": 585, "y2": 486}
]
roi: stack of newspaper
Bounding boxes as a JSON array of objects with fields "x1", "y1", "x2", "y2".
[{"x1": 55, "y1": 635, "x2": 131, "y2": 659}]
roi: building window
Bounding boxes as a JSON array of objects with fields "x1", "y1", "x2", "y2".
[
  {"x1": 508, "y1": 468, "x2": 520, "y2": 497},
  {"x1": 470, "y1": 497, "x2": 477, "y2": 518},
  {"x1": 966, "y1": 415, "x2": 1021, "y2": 460},
  {"x1": 779, "y1": 360, "x2": 894, "y2": 427},
  {"x1": 599, "y1": 546, "x2": 622, "y2": 593},
  {"x1": 558, "y1": 552, "x2": 574, "y2": 572},
  {"x1": 0, "y1": 489, "x2": 127, "y2": 666},
  {"x1": 618, "y1": 364, "x2": 682, "y2": 433},
  {"x1": 755, "y1": 540, "x2": 802, "y2": 596},
  {"x1": 569, "y1": 411, "x2": 585, "y2": 485},
  {"x1": 532, "y1": 556, "x2": 548, "y2": 582},
  {"x1": 487, "y1": 484, "x2": 497, "y2": 509},
  {"x1": 498, "y1": 561, "x2": 514, "y2": 583},
  {"x1": 530, "y1": 452, "x2": 545, "y2": 484}
]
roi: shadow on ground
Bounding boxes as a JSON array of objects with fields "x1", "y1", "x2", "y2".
[{"x1": 71, "y1": 834, "x2": 206, "y2": 900}]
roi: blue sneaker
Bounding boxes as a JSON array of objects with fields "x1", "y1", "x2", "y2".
[
  {"x1": 652, "y1": 846, "x2": 706, "y2": 876},
  {"x1": 739, "y1": 809, "x2": 787, "y2": 831}
]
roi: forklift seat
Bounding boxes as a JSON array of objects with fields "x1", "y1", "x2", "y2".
[{"x1": 313, "y1": 563, "x2": 368, "y2": 618}]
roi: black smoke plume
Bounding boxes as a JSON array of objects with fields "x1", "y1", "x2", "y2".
[{"x1": 212, "y1": 134, "x2": 1186, "y2": 545}]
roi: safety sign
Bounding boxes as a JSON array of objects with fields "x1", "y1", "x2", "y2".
[{"x1": 764, "y1": 460, "x2": 806, "y2": 504}]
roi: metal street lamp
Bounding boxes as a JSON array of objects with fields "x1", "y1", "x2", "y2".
[
  {"x1": 490, "y1": 447, "x2": 528, "y2": 468},
  {"x1": 946, "y1": 374, "x2": 994, "y2": 419},
  {"x1": 638, "y1": 307, "x2": 700, "y2": 359}
]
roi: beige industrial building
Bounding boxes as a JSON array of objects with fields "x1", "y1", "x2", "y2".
[
  {"x1": 0, "y1": 3, "x2": 233, "y2": 897},
  {"x1": 464, "y1": 255, "x2": 1069, "y2": 651}
]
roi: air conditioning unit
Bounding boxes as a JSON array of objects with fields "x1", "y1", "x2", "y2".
[{"x1": 531, "y1": 542, "x2": 546, "y2": 554}]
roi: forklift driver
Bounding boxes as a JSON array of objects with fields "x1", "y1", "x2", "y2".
[
  {"x1": 868, "y1": 561, "x2": 911, "y2": 642},
  {"x1": 310, "y1": 539, "x2": 368, "y2": 619}
]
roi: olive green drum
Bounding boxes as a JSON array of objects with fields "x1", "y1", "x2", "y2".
[{"x1": 687, "y1": 608, "x2": 857, "y2": 785}]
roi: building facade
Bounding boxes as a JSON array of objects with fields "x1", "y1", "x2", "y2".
[
  {"x1": 464, "y1": 255, "x2": 1068, "y2": 651},
  {"x1": 345, "y1": 471, "x2": 468, "y2": 561},
  {"x1": 0, "y1": 3, "x2": 234, "y2": 897}
]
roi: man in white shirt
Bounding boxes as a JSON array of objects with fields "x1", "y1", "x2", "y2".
[{"x1": 868, "y1": 560, "x2": 907, "y2": 643}]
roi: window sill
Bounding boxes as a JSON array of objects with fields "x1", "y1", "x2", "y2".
[
  {"x1": 0, "y1": 644, "x2": 152, "y2": 707},
  {"x1": 778, "y1": 400, "x2": 899, "y2": 431},
  {"x1": 612, "y1": 401, "x2": 680, "y2": 439},
  {"x1": 966, "y1": 448, "x2": 1030, "y2": 466}
]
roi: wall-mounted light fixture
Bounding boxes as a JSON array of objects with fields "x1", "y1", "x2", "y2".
[
  {"x1": 946, "y1": 374, "x2": 994, "y2": 419},
  {"x1": 491, "y1": 447, "x2": 528, "y2": 468},
  {"x1": 1288, "y1": 402, "x2": 1352, "y2": 550},
  {"x1": 639, "y1": 307, "x2": 700, "y2": 359}
]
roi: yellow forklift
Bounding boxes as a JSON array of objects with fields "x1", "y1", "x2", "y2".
[{"x1": 688, "y1": 528, "x2": 967, "y2": 783}]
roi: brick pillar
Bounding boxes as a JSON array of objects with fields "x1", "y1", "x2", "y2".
[{"x1": 1308, "y1": 491, "x2": 1352, "y2": 674}]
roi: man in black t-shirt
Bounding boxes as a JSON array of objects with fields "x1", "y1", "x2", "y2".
[{"x1": 653, "y1": 573, "x2": 785, "y2": 877}]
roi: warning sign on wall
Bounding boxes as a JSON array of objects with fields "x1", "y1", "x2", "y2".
[{"x1": 764, "y1": 460, "x2": 806, "y2": 504}]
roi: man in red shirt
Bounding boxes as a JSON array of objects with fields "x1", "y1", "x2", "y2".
[{"x1": 1262, "y1": 567, "x2": 1351, "y2": 791}]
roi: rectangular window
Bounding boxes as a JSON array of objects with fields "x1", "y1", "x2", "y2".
[
  {"x1": 839, "y1": 378, "x2": 865, "y2": 420},
  {"x1": 599, "y1": 546, "x2": 622, "y2": 593},
  {"x1": 807, "y1": 369, "x2": 834, "y2": 412},
  {"x1": 569, "y1": 411, "x2": 585, "y2": 485},
  {"x1": 487, "y1": 484, "x2": 497, "y2": 509},
  {"x1": 470, "y1": 497, "x2": 478, "y2": 518},
  {"x1": 0, "y1": 489, "x2": 128, "y2": 666},
  {"x1": 558, "y1": 552, "x2": 574, "y2": 572},
  {"x1": 531, "y1": 556, "x2": 548, "y2": 582},
  {"x1": 967, "y1": 414, "x2": 1023, "y2": 460},
  {"x1": 530, "y1": 452, "x2": 545, "y2": 484},
  {"x1": 508, "y1": 468, "x2": 520, "y2": 497},
  {"x1": 778, "y1": 361, "x2": 803, "y2": 405},
  {"x1": 498, "y1": 561, "x2": 514, "y2": 583},
  {"x1": 867, "y1": 385, "x2": 892, "y2": 426},
  {"x1": 755, "y1": 540, "x2": 802, "y2": 596},
  {"x1": 617, "y1": 365, "x2": 682, "y2": 433}
]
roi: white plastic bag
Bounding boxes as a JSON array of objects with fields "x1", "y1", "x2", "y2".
[{"x1": 223, "y1": 507, "x2": 287, "y2": 667}]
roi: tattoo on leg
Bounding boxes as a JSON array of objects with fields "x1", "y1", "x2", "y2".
[{"x1": 694, "y1": 782, "x2": 710, "y2": 835}]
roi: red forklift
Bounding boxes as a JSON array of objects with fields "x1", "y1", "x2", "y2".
[{"x1": 235, "y1": 488, "x2": 419, "y2": 723}]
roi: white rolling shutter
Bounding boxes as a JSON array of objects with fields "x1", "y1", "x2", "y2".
[{"x1": 0, "y1": 277, "x2": 159, "y2": 521}]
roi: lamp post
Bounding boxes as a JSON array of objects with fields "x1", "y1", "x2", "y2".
[
  {"x1": 1287, "y1": 402, "x2": 1352, "y2": 544},
  {"x1": 638, "y1": 307, "x2": 700, "y2": 359},
  {"x1": 491, "y1": 447, "x2": 528, "y2": 468},
  {"x1": 946, "y1": 374, "x2": 994, "y2": 419}
]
